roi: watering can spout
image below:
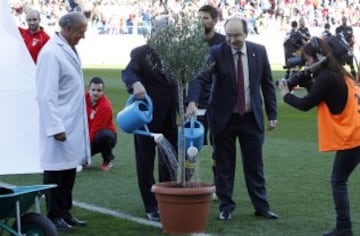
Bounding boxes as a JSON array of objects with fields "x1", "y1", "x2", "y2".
[{"x1": 151, "y1": 133, "x2": 164, "y2": 143}]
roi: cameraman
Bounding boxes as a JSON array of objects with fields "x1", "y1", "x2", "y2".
[
  {"x1": 278, "y1": 37, "x2": 360, "y2": 236},
  {"x1": 321, "y1": 23, "x2": 332, "y2": 40},
  {"x1": 335, "y1": 16, "x2": 354, "y2": 48},
  {"x1": 283, "y1": 21, "x2": 304, "y2": 63},
  {"x1": 334, "y1": 16, "x2": 356, "y2": 79},
  {"x1": 298, "y1": 17, "x2": 311, "y2": 42}
]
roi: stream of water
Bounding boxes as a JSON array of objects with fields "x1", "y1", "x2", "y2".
[
  {"x1": 156, "y1": 137, "x2": 179, "y2": 181},
  {"x1": 156, "y1": 136, "x2": 202, "y2": 185}
]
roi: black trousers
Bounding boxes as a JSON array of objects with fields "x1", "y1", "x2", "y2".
[
  {"x1": 213, "y1": 113, "x2": 269, "y2": 213},
  {"x1": 331, "y1": 146, "x2": 360, "y2": 230},
  {"x1": 91, "y1": 129, "x2": 117, "y2": 162},
  {"x1": 43, "y1": 168, "x2": 76, "y2": 220}
]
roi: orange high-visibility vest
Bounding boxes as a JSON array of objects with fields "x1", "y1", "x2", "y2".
[{"x1": 317, "y1": 77, "x2": 360, "y2": 152}]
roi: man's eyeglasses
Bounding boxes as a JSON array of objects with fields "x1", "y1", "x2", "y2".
[{"x1": 91, "y1": 89, "x2": 102, "y2": 92}]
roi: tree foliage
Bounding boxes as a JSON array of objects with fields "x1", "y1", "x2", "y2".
[
  {"x1": 147, "y1": 12, "x2": 209, "y2": 85},
  {"x1": 147, "y1": 12, "x2": 210, "y2": 186}
]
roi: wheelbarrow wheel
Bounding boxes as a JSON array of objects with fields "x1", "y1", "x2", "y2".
[{"x1": 12, "y1": 212, "x2": 58, "y2": 236}]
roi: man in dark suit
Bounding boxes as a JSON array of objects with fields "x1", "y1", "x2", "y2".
[
  {"x1": 186, "y1": 17, "x2": 278, "y2": 221},
  {"x1": 121, "y1": 29, "x2": 178, "y2": 222},
  {"x1": 197, "y1": 5, "x2": 226, "y2": 138},
  {"x1": 197, "y1": 4, "x2": 226, "y2": 194}
]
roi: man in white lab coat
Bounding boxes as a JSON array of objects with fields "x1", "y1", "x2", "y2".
[{"x1": 36, "y1": 12, "x2": 91, "y2": 232}]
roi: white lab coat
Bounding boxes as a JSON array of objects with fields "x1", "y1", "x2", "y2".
[{"x1": 36, "y1": 33, "x2": 91, "y2": 170}]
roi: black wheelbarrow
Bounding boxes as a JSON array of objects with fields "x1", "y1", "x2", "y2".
[{"x1": 0, "y1": 184, "x2": 58, "y2": 236}]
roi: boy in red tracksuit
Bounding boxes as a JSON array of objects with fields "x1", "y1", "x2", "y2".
[{"x1": 86, "y1": 77, "x2": 117, "y2": 171}]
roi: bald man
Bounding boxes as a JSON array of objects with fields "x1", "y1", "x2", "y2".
[
  {"x1": 19, "y1": 9, "x2": 50, "y2": 63},
  {"x1": 186, "y1": 17, "x2": 278, "y2": 221}
]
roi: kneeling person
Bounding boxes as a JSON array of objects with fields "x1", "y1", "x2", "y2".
[{"x1": 86, "y1": 77, "x2": 117, "y2": 171}]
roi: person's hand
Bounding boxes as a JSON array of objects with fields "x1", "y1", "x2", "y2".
[
  {"x1": 132, "y1": 81, "x2": 146, "y2": 99},
  {"x1": 267, "y1": 120, "x2": 277, "y2": 131},
  {"x1": 185, "y1": 101, "x2": 197, "y2": 118},
  {"x1": 54, "y1": 132, "x2": 66, "y2": 141},
  {"x1": 277, "y1": 78, "x2": 290, "y2": 96}
]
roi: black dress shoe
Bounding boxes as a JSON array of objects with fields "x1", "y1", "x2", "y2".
[
  {"x1": 146, "y1": 211, "x2": 160, "y2": 222},
  {"x1": 64, "y1": 216, "x2": 87, "y2": 226},
  {"x1": 254, "y1": 210, "x2": 279, "y2": 219},
  {"x1": 51, "y1": 218, "x2": 73, "y2": 231}
]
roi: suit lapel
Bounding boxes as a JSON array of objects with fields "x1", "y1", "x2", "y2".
[
  {"x1": 222, "y1": 44, "x2": 236, "y2": 87},
  {"x1": 246, "y1": 43, "x2": 256, "y2": 90}
]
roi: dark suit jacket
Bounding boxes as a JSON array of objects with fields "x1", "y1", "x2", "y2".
[
  {"x1": 121, "y1": 44, "x2": 178, "y2": 131},
  {"x1": 198, "y1": 32, "x2": 226, "y2": 108},
  {"x1": 187, "y1": 41, "x2": 277, "y2": 135}
]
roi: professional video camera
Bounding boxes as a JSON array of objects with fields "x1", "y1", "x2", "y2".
[
  {"x1": 277, "y1": 32, "x2": 356, "y2": 89},
  {"x1": 276, "y1": 61, "x2": 314, "y2": 90},
  {"x1": 280, "y1": 54, "x2": 307, "y2": 89}
]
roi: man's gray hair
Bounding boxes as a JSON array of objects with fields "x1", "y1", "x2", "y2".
[
  {"x1": 59, "y1": 12, "x2": 87, "y2": 29},
  {"x1": 151, "y1": 15, "x2": 170, "y2": 34},
  {"x1": 142, "y1": 15, "x2": 170, "y2": 39}
]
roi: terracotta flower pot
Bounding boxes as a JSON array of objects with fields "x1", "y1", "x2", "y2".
[{"x1": 151, "y1": 181, "x2": 215, "y2": 234}]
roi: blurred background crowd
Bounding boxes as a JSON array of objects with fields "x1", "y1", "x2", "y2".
[
  {"x1": 8, "y1": 0, "x2": 360, "y2": 66},
  {"x1": 8, "y1": 0, "x2": 360, "y2": 36}
]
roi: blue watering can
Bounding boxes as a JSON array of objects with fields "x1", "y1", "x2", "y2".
[
  {"x1": 117, "y1": 94, "x2": 154, "y2": 136},
  {"x1": 179, "y1": 117, "x2": 205, "y2": 157}
]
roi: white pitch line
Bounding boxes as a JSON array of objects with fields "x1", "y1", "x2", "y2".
[{"x1": 73, "y1": 200, "x2": 162, "y2": 228}]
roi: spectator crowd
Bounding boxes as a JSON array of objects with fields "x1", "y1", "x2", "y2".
[{"x1": 9, "y1": 0, "x2": 360, "y2": 36}]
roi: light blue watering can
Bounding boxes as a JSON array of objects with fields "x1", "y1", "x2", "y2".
[
  {"x1": 179, "y1": 117, "x2": 205, "y2": 157},
  {"x1": 117, "y1": 94, "x2": 154, "y2": 136}
]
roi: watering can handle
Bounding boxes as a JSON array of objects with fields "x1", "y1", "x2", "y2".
[
  {"x1": 126, "y1": 94, "x2": 153, "y2": 110},
  {"x1": 189, "y1": 116, "x2": 196, "y2": 135}
]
